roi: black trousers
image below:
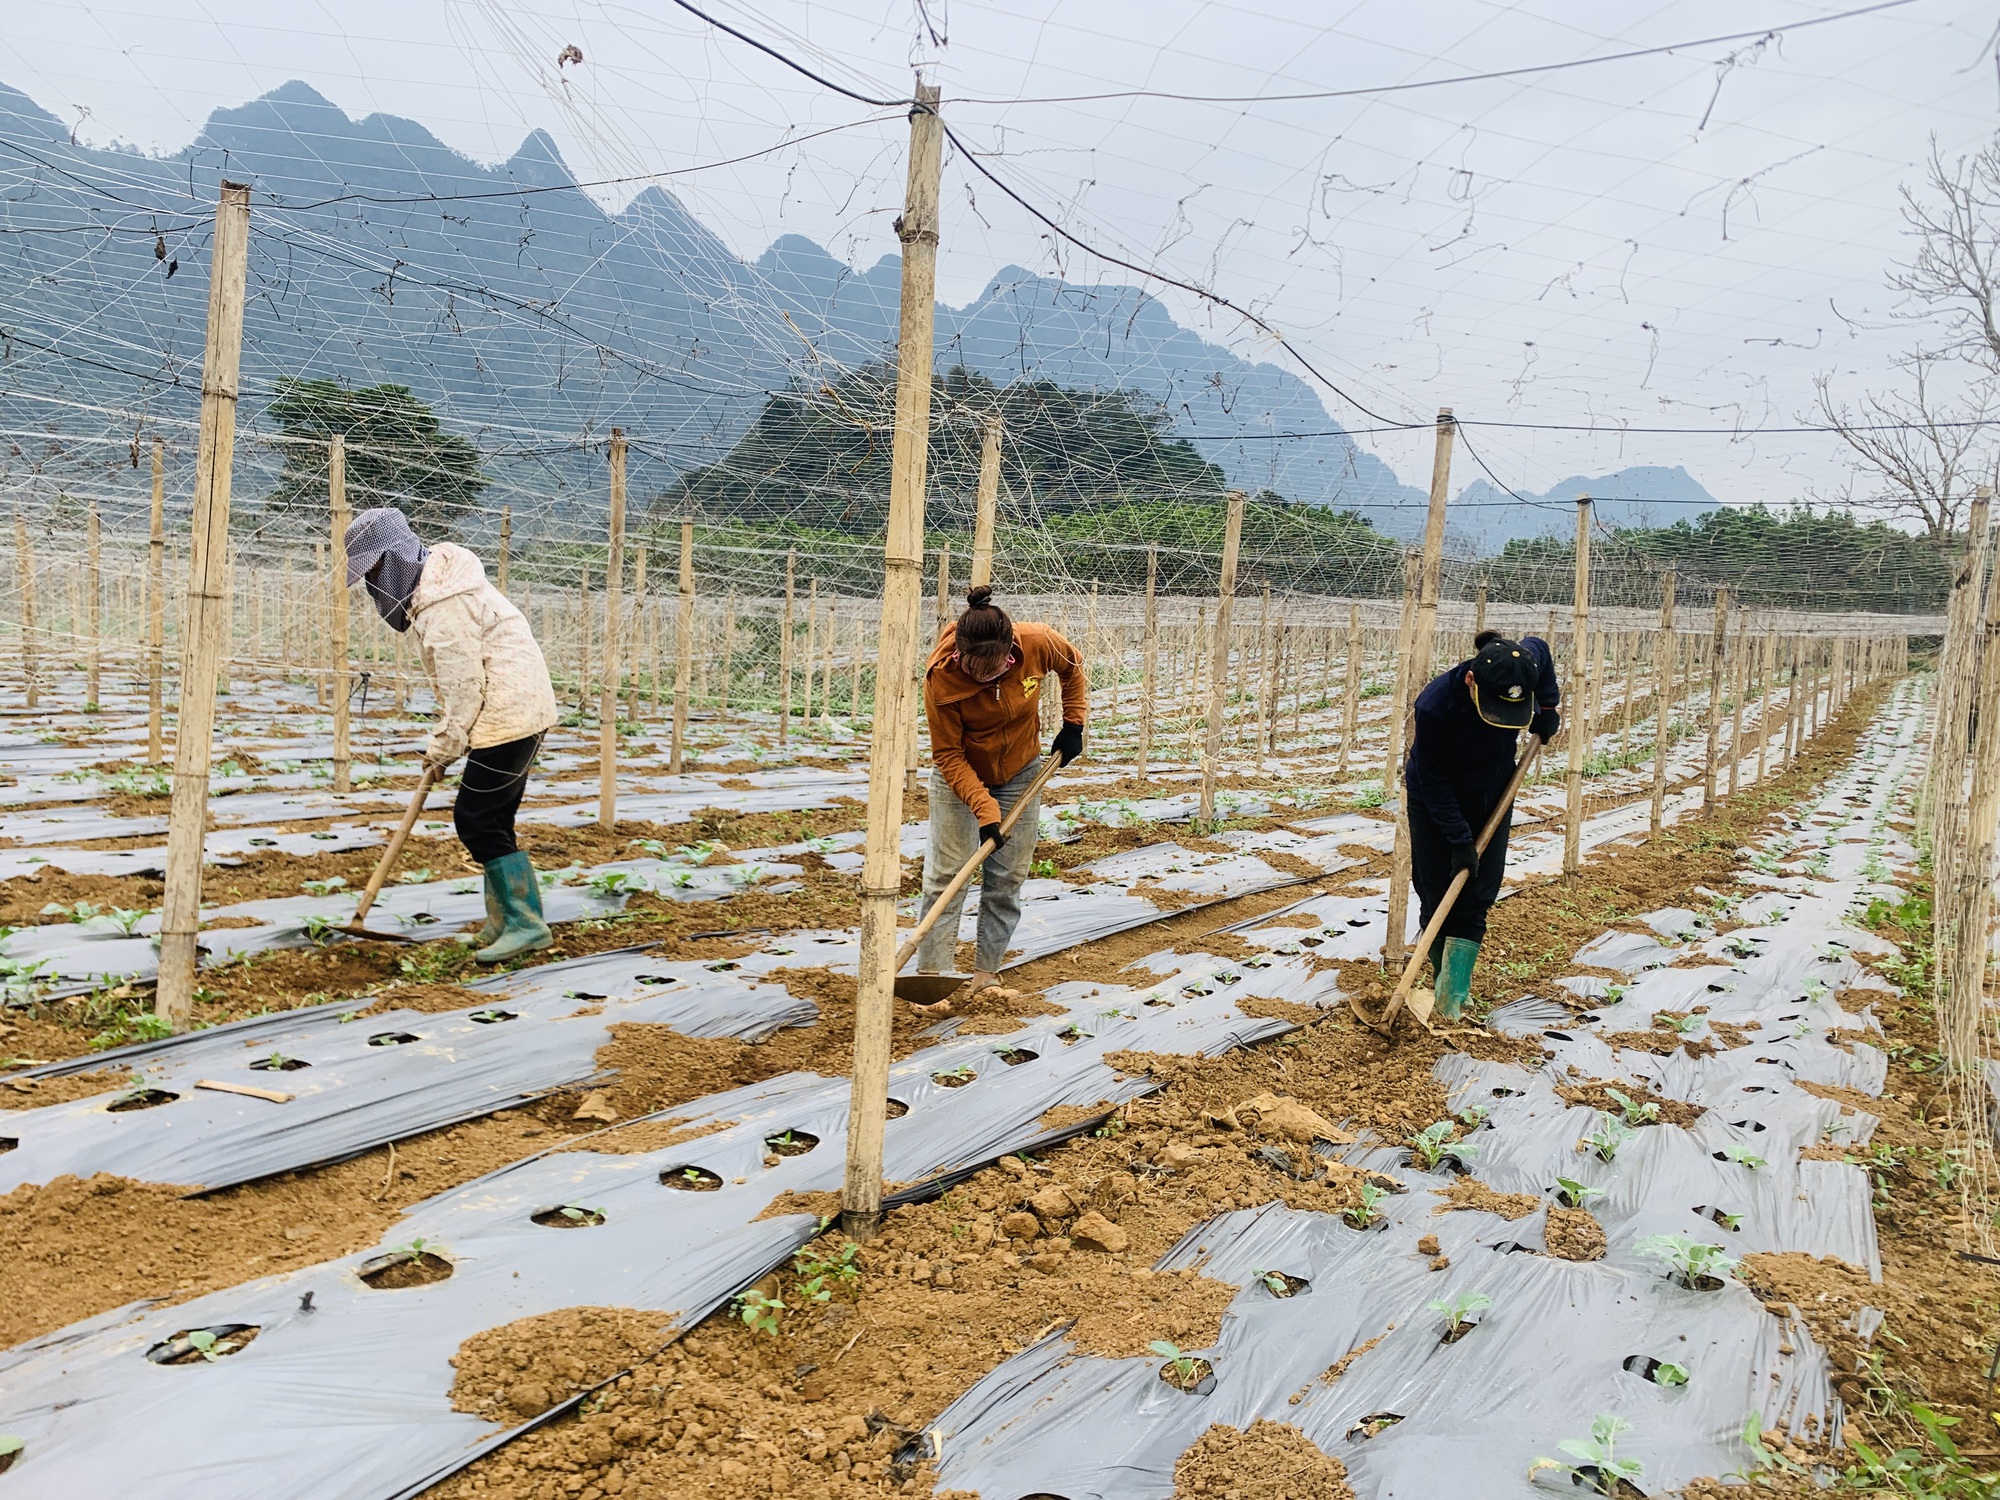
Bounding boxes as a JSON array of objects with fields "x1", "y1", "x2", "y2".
[
  {"x1": 1407, "y1": 795, "x2": 1512, "y2": 945},
  {"x1": 454, "y1": 732, "x2": 543, "y2": 865}
]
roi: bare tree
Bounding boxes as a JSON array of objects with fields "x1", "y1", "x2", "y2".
[
  {"x1": 1814, "y1": 351, "x2": 1993, "y2": 549},
  {"x1": 1894, "y1": 137, "x2": 2000, "y2": 373}
]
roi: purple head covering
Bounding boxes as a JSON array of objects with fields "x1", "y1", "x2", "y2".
[{"x1": 343, "y1": 507, "x2": 429, "y2": 632}]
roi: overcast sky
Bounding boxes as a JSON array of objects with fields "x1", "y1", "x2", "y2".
[{"x1": 6, "y1": 0, "x2": 1998, "y2": 504}]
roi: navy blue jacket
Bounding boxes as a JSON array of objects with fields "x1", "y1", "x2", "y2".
[{"x1": 1404, "y1": 636, "x2": 1561, "y2": 847}]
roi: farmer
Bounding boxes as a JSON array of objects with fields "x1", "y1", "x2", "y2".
[
  {"x1": 1404, "y1": 629, "x2": 1561, "y2": 1020},
  {"x1": 343, "y1": 507, "x2": 559, "y2": 963},
  {"x1": 914, "y1": 584, "x2": 1087, "y2": 1011}
]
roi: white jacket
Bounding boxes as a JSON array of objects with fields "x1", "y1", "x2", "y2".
[{"x1": 408, "y1": 543, "x2": 558, "y2": 762}]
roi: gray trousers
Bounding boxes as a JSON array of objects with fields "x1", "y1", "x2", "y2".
[{"x1": 915, "y1": 756, "x2": 1044, "y2": 974}]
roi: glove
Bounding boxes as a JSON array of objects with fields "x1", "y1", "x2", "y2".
[
  {"x1": 980, "y1": 821, "x2": 1006, "y2": 852},
  {"x1": 1529, "y1": 708, "x2": 1561, "y2": 743},
  {"x1": 1051, "y1": 721, "x2": 1085, "y2": 766},
  {"x1": 1449, "y1": 841, "x2": 1480, "y2": 877},
  {"x1": 423, "y1": 730, "x2": 465, "y2": 772}
]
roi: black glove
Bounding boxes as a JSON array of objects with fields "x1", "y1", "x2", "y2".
[
  {"x1": 1051, "y1": 721, "x2": 1084, "y2": 766},
  {"x1": 1529, "y1": 708, "x2": 1561, "y2": 743},
  {"x1": 980, "y1": 821, "x2": 1006, "y2": 852},
  {"x1": 1449, "y1": 841, "x2": 1480, "y2": 876}
]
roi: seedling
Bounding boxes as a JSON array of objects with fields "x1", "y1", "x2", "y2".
[
  {"x1": 792, "y1": 1242, "x2": 862, "y2": 1304},
  {"x1": 1657, "y1": 1012, "x2": 1703, "y2": 1036},
  {"x1": 1720, "y1": 1143, "x2": 1767, "y2": 1170},
  {"x1": 584, "y1": 869, "x2": 648, "y2": 897},
  {"x1": 300, "y1": 914, "x2": 341, "y2": 946},
  {"x1": 1555, "y1": 1177, "x2": 1605, "y2": 1210},
  {"x1": 1582, "y1": 1117, "x2": 1636, "y2": 1163},
  {"x1": 1654, "y1": 1361, "x2": 1689, "y2": 1388},
  {"x1": 1634, "y1": 1233, "x2": 1737, "y2": 1288},
  {"x1": 1428, "y1": 1289, "x2": 1492, "y2": 1342},
  {"x1": 395, "y1": 869, "x2": 433, "y2": 886},
  {"x1": 1149, "y1": 1339, "x2": 1205, "y2": 1389},
  {"x1": 1252, "y1": 1268, "x2": 1289, "y2": 1296},
  {"x1": 1605, "y1": 1087, "x2": 1660, "y2": 1127},
  {"x1": 1408, "y1": 1120, "x2": 1457, "y2": 1169},
  {"x1": 1529, "y1": 1412, "x2": 1644, "y2": 1496},
  {"x1": 732, "y1": 1289, "x2": 785, "y2": 1337},
  {"x1": 1344, "y1": 1180, "x2": 1388, "y2": 1229},
  {"x1": 302, "y1": 876, "x2": 348, "y2": 897}
]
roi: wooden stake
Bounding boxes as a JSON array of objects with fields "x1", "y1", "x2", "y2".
[
  {"x1": 779, "y1": 549, "x2": 795, "y2": 743},
  {"x1": 1197, "y1": 492, "x2": 1246, "y2": 826},
  {"x1": 671, "y1": 519, "x2": 694, "y2": 774},
  {"x1": 497, "y1": 505, "x2": 511, "y2": 595},
  {"x1": 147, "y1": 438, "x2": 166, "y2": 762},
  {"x1": 934, "y1": 544, "x2": 952, "y2": 635},
  {"x1": 85, "y1": 504, "x2": 101, "y2": 709},
  {"x1": 970, "y1": 418, "x2": 1000, "y2": 589},
  {"x1": 14, "y1": 518, "x2": 35, "y2": 709},
  {"x1": 156, "y1": 180, "x2": 249, "y2": 1030},
  {"x1": 329, "y1": 436, "x2": 353, "y2": 793},
  {"x1": 1338, "y1": 604, "x2": 1362, "y2": 780},
  {"x1": 1563, "y1": 496, "x2": 1592, "y2": 875},
  {"x1": 1136, "y1": 544, "x2": 1159, "y2": 779},
  {"x1": 628, "y1": 544, "x2": 648, "y2": 721},
  {"x1": 1648, "y1": 567, "x2": 1676, "y2": 835},
  {"x1": 843, "y1": 82, "x2": 944, "y2": 1242},
  {"x1": 1474, "y1": 584, "x2": 1487, "y2": 637},
  {"x1": 1727, "y1": 605, "x2": 1749, "y2": 795},
  {"x1": 1701, "y1": 586, "x2": 1731, "y2": 813},
  {"x1": 599, "y1": 430, "x2": 627, "y2": 827}
]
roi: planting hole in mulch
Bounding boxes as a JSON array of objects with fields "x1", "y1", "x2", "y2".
[
  {"x1": 146, "y1": 1324, "x2": 261, "y2": 1365},
  {"x1": 1157, "y1": 1355, "x2": 1216, "y2": 1395},
  {"x1": 1346, "y1": 1411, "x2": 1403, "y2": 1441},
  {"x1": 0, "y1": 1440, "x2": 18, "y2": 1474},
  {"x1": 1694, "y1": 1205, "x2": 1742, "y2": 1231},
  {"x1": 367, "y1": 1031, "x2": 420, "y2": 1047},
  {"x1": 1256, "y1": 1271, "x2": 1309, "y2": 1298},
  {"x1": 1570, "y1": 1466, "x2": 1647, "y2": 1498},
  {"x1": 563, "y1": 990, "x2": 607, "y2": 1001},
  {"x1": 1622, "y1": 1354, "x2": 1689, "y2": 1387},
  {"x1": 994, "y1": 1047, "x2": 1038, "y2": 1066},
  {"x1": 360, "y1": 1247, "x2": 455, "y2": 1289},
  {"x1": 1543, "y1": 1030, "x2": 1574, "y2": 1042},
  {"x1": 531, "y1": 1205, "x2": 606, "y2": 1228},
  {"x1": 469, "y1": 1009, "x2": 518, "y2": 1024},
  {"x1": 1439, "y1": 1319, "x2": 1481, "y2": 1346},
  {"x1": 633, "y1": 974, "x2": 682, "y2": 988},
  {"x1": 1492, "y1": 1241, "x2": 1541, "y2": 1255},
  {"x1": 932, "y1": 1066, "x2": 977, "y2": 1088},
  {"x1": 884, "y1": 1098, "x2": 909, "y2": 1119},
  {"x1": 763, "y1": 1130, "x2": 818, "y2": 1157},
  {"x1": 1490, "y1": 1085, "x2": 1523, "y2": 1098},
  {"x1": 705, "y1": 961, "x2": 740, "y2": 972},
  {"x1": 106, "y1": 1089, "x2": 178, "y2": 1112},
  {"x1": 247, "y1": 1054, "x2": 309, "y2": 1072},
  {"x1": 660, "y1": 1165, "x2": 723, "y2": 1191},
  {"x1": 1727, "y1": 1119, "x2": 1769, "y2": 1132},
  {"x1": 0, "y1": 1137, "x2": 17, "y2": 1153},
  {"x1": 1666, "y1": 1269, "x2": 1727, "y2": 1293}
]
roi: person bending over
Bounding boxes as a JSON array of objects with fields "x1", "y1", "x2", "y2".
[
  {"x1": 1404, "y1": 629, "x2": 1561, "y2": 1020},
  {"x1": 344, "y1": 507, "x2": 559, "y2": 963},
  {"x1": 914, "y1": 585, "x2": 1087, "y2": 1011}
]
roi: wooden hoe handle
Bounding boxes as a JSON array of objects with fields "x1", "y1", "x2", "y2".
[{"x1": 350, "y1": 763, "x2": 441, "y2": 925}]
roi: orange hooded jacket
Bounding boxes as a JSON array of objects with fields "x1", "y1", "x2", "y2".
[{"x1": 923, "y1": 621, "x2": 1087, "y2": 824}]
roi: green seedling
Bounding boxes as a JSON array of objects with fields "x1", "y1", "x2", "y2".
[
  {"x1": 1408, "y1": 1120, "x2": 1456, "y2": 1169},
  {"x1": 1654, "y1": 1361, "x2": 1689, "y2": 1388},
  {"x1": 792, "y1": 1242, "x2": 862, "y2": 1305},
  {"x1": 1721, "y1": 1143, "x2": 1767, "y2": 1170},
  {"x1": 1634, "y1": 1233, "x2": 1737, "y2": 1286},
  {"x1": 584, "y1": 869, "x2": 648, "y2": 897},
  {"x1": 732, "y1": 1289, "x2": 785, "y2": 1337},
  {"x1": 395, "y1": 869, "x2": 433, "y2": 886},
  {"x1": 1149, "y1": 1340, "x2": 1202, "y2": 1385},
  {"x1": 1605, "y1": 1087, "x2": 1660, "y2": 1127},
  {"x1": 1351, "y1": 786, "x2": 1385, "y2": 809},
  {"x1": 1658, "y1": 1012, "x2": 1703, "y2": 1035},
  {"x1": 557, "y1": 1205, "x2": 601, "y2": 1224},
  {"x1": 300, "y1": 914, "x2": 340, "y2": 946},
  {"x1": 185, "y1": 1330, "x2": 222, "y2": 1361},
  {"x1": 1555, "y1": 1177, "x2": 1605, "y2": 1210},
  {"x1": 302, "y1": 877, "x2": 348, "y2": 897},
  {"x1": 1252, "y1": 1269, "x2": 1289, "y2": 1296},
  {"x1": 1343, "y1": 1181, "x2": 1388, "y2": 1229},
  {"x1": 1529, "y1": 1412, "x2": 1645, "y2": 1496},
  {"x1": 1429, "y1": 1290, "x2": 1492, "y2": 1341},
  {"x1": 1030, "y1": 857, "x2": 1060, "y2": 878},
  {"x1": 936, "y1": 1064, "x2": 976, "y2": 1082},
  {"x1": 1581, "y1": 1117, "x2": 1635, "y2": 1163},
  {"x1": 1457, "y1": 1106, "x2": 1490, "y2": 1135}
]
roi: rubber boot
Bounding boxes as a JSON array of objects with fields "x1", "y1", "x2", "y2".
[
  {"x1": 1435, "y1": 937, "x2": 1479, "y2": 1022},
  {"x1": 469, "y1": 861, "x2": 504, "y2": 948},
  {"x1": 474, "y1": 851, "x2": 552, "y2": 963}
]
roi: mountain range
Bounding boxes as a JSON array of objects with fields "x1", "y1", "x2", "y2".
[{"x1": 0, "y1": 79, "x2": 1720, "y2": 549}]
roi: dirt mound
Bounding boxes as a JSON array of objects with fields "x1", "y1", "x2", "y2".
[
  {"x1": 450, "y1": 1306, "x2": 678, "y2": 1421},
  {"x1": 1173, "y1": 1419, "x2": 1356, "y2": 1500},
  {"x1": 1432, "y1": 1177, "x2": 1539, "y2": 1220},
  {"x1": 1544, "y1": 1206, "x2": 1606, "y2": 1261},
  {"x1": 0, "y1": 1069, "x2": 132, "y2": 1108},
  {"x1": 1555, "y1": 1077, "x2": 1705, "y2": 1129}
]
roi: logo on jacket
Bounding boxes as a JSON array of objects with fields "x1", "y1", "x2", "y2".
[{"x1": 1022, "y1": 675, "x2": 1041, "y2": 697}]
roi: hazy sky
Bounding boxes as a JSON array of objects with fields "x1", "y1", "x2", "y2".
[{"x1": 6, "y1": 0, "x2": 1998, "y2": 504}]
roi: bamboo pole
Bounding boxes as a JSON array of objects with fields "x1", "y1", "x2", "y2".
[
  {"x1": 1563, "y1": 496, "x2": 1592, "y2": 875},
  {"x1": 147, "y1": 438, "x2": 166, "y2": 762},
  {"x1": 1136, "y1": 544, "x2": 1159, "y2": 779},
  {"x1": 1256, "y1": 583, "x2": 1276, "y2": 756},
  {"x1": 779, "y1": 550, "x2": 795, "y2": 743},
  {"x1": 14, "y1": 518, "x2": 35, "y2": 709},
  {"x1": 1943, "y1": 533, "x2": 2000, "y2": 1072},
  {"x1": 801, "y1": 578, "x2": 820, "y2": 723},
  {"x1": 1197, "y1": 492, "x2": 1246, "y2": 826},
  {"x1": 1701, "y1": 586, "x2": 1731, "y2": 813},
  {"x1": 85, "y1": 504, "x2": 101, "y2": 709},
  {"x1": 1648, "y1": 567, "x2": 1677, "y2": 835},
  {"x1": 843, "y1": 83, "x2": 943, "y2": 1241},
  {"x1": 599, "y1": 430, "x2": 627, "y2": 827},
  {"x1": 497, "y1": 505, "x2": 511, "y2": 595},
  {"x1": 1474, "y1": 584, "x2": 1487, "y2": 637},
  {"x1": 627, "y1": 544, "x2": 648, "y2": 721},
  {"x1": 671, "y1": 519, "x2": 694, "y2": 774},
  {"x1": 1338, "y1": 604, "x2": 1362, "y2": 781},
  {"x1": 1727, "y1": 605, "x2": 1749, "y2": 795},
  {"x1": 156, "y1": 181, "x2": 249, "y2": 1030},
  {"x1": 935, "y1": 545, "x2": 952, "y2": 636},
  {"x1": 329, "y1": 436, "x2": 353, "y2": 792},
  {"x1": 970, "y1": 418, "x2": 1000, "y2": 589}
]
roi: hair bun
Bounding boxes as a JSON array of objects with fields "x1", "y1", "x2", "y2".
[
  {"x1": 1473, "y1": 629, "x2": 1503, "y2": 650},
  {"x1": 965, "y1": 584, "x2": 995, "y2": 608}
]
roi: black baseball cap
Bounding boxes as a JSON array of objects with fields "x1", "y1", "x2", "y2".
[{"x1": 1469, "y1": 638, "x2": 1537, "y2": 729}]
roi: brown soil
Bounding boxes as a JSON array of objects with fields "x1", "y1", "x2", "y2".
[
  {"x1": 1554, "y1": 1077, "x2": 1706, "y2": 1129},
  {"x1": 0, "y1": 1068, "x2": 131, "y2": 1108},
  {"x1": 1543, "y1": 1206, "x2": 1606, "y2": 1261},
  {"x1": 1432, "y1": 1177, "x2": 1540, "y2": 1221},
  {"x1": 1172, "y1": 1419, "x2": 1357, "y2": 1500},
  {"x1": 451, "y1": 1307, "x2": 680, "y2": 1422}
]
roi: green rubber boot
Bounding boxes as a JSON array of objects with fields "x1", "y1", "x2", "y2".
[
  {"x1": 1435, "y1": 937, "x2": 1480, "y2": 1022},
  {"x1": 474, "y1": 851, "x2": 552, "y2": 963},
  {"x1": 469, "y1": 861, "x2": 504, "y2": 948}
]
